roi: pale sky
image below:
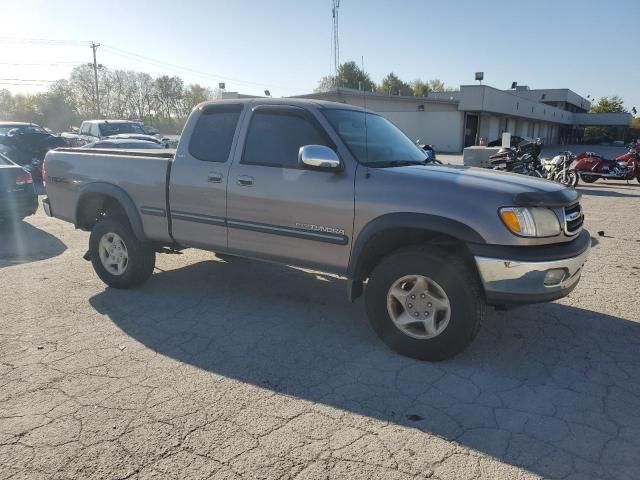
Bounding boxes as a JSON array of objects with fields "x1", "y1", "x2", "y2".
[{"x1": 1, "y1": 0, "x2": 639, "y2": 110}]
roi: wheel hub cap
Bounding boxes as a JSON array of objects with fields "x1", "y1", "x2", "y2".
[
  {"x1": 386, "y1": 274, "x2": 451, "y2": 340},
  {"x1": 98, "y1": 232, "x2": 129, "y2": 276}
]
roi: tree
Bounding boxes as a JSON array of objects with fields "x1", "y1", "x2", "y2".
[
  {"x1": 410, "y1": 79, "x2": 430, "y2": 97},
  {"x1": 315, "y1": 61, "x2": 376, "y2": 92},
  {"x1": 153, "y1": 75, "x2": 184, "y2": 118},
  {"x1": 427, "y1": 79, "x2": 453, "y2": 93},
  {"x1": 590, "y1": 95, "x2": 626, "y2": 113},
  {"x1": 585, "y1": 96, "x2": 628, "y2": 142},
  {"x1": 378, "y1": 72, "x2": 413, "y2": 96},
  {"x1": 181, "y1": 84, "x2": 214, "y2": 115}
]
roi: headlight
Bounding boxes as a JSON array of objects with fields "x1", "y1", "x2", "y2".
[{"x1": 499, "y1": 207, "x2": 561, "y2": 237}]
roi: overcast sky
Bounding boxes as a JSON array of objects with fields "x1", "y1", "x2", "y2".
[{"x1": 2, "y1": 0, "x2": 639, "y2": 110}]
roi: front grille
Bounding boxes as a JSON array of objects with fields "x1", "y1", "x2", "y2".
[{"x1": 563, "y1": 203, "x2": 583, "y2": 236}]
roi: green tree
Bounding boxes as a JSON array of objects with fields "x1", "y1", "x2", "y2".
[
  {"x1": 315, "y1": 61, "x2": 376, "y2": 92},
  {"x1": 410, "y1": 79, "x2": 430, "y2": 96},
  {"x1": 378, "y1": 72, "x2": 413, "y2": 96},
  {"x1": 590, "y1": 95, "x2": 626, "y2": 113}
]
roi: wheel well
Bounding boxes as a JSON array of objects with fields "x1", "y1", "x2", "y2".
[
  {"x1": 76, "y1": 194, "x2": 131, "y2": 231},
  {"x1": 352, "y1": 228, "x2": 476, "y2": 282}
]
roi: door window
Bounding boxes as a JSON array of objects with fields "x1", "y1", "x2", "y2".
[
  {"x1": 242, "y1": 110, "x2": 330, "y2": 169},
  {"x1": 188, "y1": 104, "x2": 243, "y2": 162}
]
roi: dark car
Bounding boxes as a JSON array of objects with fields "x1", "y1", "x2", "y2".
[
  {"x1": 488, "y1": 135, "x2": 529, "y2": 148},
  {"x1": 0, "y1": 153, "x2": 38, "y2": 223},
  {"x1": 0, "y1": 122, "x2": 68, "y2": 183},
  {"x1": 83, "y1": 139, "x2": 168, "y2": 149}
]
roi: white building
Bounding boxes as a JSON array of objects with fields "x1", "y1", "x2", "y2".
[{"x1": 294, "y1": 85, "x2": 632, "y2": 152}]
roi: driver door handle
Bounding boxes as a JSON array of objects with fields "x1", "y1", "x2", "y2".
[
  {"x1": 237, "y1": 175, "x2": 254, "y2": 186},
  {"x1": 207, "y1": 172, "x2": 223, "y2": 183}
]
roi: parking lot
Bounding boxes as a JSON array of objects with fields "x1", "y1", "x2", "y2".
[{"x1": 1, "y1": 153, "x2": 639, "y2": 479}]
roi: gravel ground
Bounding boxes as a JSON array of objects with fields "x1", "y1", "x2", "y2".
[{"x1": 1, "y1": 158, "x2": 639, "y2": 479}]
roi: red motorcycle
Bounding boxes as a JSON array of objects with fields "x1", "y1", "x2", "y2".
[{"x1": 574, "y1": 142, "x2": 640, "y2": 184}]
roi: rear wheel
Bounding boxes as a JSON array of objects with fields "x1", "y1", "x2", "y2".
[
  {"x1": 365, "y1": 246, "x2": 484, "y2": 361},
  {"x1": 580, "y1": 174, "x2": 598, "y2": 184},
  {"x1": 89, "y1": 218, "x2": 155, "y2": 288}
]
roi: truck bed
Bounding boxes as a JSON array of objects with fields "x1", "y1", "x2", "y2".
[{"x1": 45, "y1": 148, "x2": 175, "y2": 242}]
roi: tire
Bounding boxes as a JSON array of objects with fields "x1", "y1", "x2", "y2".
[
  {"x1": 580, "y1": 174, "x2": 598, "y2": 184},
  {"x1": 365, "y1": 246, "x2": 485, "y2": 361},
  {"x1": 557, "y1": 170, "x2": 578, "y2": 188},
  {"x1": 571, "y1": 171, "x2": 579, "y2": 187},
  {"x1": 89, "y1": 218, "x2": 155, "y2": 289}
]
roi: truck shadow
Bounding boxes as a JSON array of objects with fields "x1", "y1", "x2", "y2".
[
  {"x1": 0, "y1": 219, "x2": 66, "y2": 268},
  {"x1": 89, "y1": 259, "x2": 640, "y2": 479}
]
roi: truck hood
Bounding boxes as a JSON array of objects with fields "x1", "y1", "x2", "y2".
[{"x1": 389, "y1": 164, "x2": 579, "y2": 207}]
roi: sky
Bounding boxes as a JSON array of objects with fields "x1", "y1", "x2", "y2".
[{"x1": 1, "y1": 0, "x2": 639, "y2": 110}]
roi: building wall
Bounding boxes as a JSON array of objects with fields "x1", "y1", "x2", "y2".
[
  {"x1": 384, "y1": 111, "x2": 464, "y2": 152},
  {"x1": 458, "y1": 85, "x2": 574, "y2": 124}
]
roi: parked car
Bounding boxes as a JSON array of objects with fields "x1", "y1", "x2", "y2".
[
  {"x1": 83, "y1": 139, "x2": 168, "y2": 150},
  {"x1": 77, "y1": 120, "x2": 159, "y2": 145},
  {"x1": 488, "y1": 135, "x2": 529, "y2": 148},
  {"x1": 143, "y1": 125, "x2": 160, "y2": 136},
  {"x1": 0, "y1": 152, "x2": 37, "y2": 223},
  {"x1": 43, "y1": 99, "x2": 590, "y2": 361},
  {"x1": 101, "y1": 134, "x2": 165, "y2": 145},
  {"x1": 0, "y1": 122, "x2": 68, "y2": 183}
]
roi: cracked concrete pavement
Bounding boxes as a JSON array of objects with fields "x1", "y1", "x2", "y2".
[{"x1": 1, "y1": 178, "x2": 639, "y2": 479}]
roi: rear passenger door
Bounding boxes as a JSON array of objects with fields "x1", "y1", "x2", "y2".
[
  {"x1": 168, "y1": 103, "x2": 244, "y2": 250},
  {"x1": 226, "y1": 105, "x2": 355, "y2": 273}
]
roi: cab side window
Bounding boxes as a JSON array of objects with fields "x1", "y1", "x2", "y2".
[
  {"x1": 188, "y1": 104, "x2": 243, "y2": 162},
  {"x1": 242, "y1": 110, "x2": 331, "y2": 169}
]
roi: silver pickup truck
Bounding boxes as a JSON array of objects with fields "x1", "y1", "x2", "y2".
[{"x1": 42, "y1": 99, "x2": 590, "y2": 360}]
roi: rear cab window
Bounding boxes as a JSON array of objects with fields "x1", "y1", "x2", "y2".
[{"x1": 188, "y1": 104, "x2": 243, "y2": 162}]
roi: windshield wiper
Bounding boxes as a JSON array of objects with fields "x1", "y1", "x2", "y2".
[{"x1": 364, "y1": 160, "x2": 427, "y2": 168}]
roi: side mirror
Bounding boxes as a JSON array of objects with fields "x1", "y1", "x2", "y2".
[{"x1": 299, "y1": 145, "x2": 343, "y2": 172}]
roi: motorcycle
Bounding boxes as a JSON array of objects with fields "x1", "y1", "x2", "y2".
[
  {"x1": 489, "y1": 146, "x2": 541, "y2": 177},
  {"x1": 574, "y1": 143, "x2": 640, "y2": 184},
  {"x1": 417, "y1": 140, "x2": 442, "y2": 164},
  {"x1": 539, "y1": 151, "x2": 579, "y2": 187}
]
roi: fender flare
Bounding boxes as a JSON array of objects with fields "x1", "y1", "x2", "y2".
[
  {"x1": 348, "y1": 212, "x2": 485, "y2": 279},
  {"x1": 75, "y1": 182, "x2": 147, "y2": 241}
]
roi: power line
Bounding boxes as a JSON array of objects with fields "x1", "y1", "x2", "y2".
[
  {"x1": 100, "y1": 44, "x2": 304, "y2": 91},
  {"x1": 0, "y1": 37, "x2": 91, "y2": 46},
  {"x1": 0, "y1": 78, "x2": 57, "y2": 83},
  {"x1": 0, "y1": 62, "x2": 82, "y2": 66}
]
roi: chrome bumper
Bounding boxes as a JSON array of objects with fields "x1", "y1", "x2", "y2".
[{"x1": 475, "y1": 241, "x2": 591, "y2": 304}]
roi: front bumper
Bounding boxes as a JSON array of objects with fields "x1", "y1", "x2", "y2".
[{"x1": 473, "y1": 230, "x2": 591, "y2": 305}]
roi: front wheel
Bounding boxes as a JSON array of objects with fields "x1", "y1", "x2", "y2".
[
  {"x1": 89, "y1": 218, "x2": 156, "y2": 288},
  {"x1": 365, "y1": 246, "x2": 484, "y2": 361},
  {"x1": 557, "y1": 170, "x2": 578, "y2": 187}
]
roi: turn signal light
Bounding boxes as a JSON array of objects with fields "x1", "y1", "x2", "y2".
[{"x1": 500, "y1": 210, "x2": 522, "y2": 234}]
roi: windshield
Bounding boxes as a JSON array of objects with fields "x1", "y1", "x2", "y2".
[
  {"x1": 98, "y1": 122, "x2": 145, "y2": 136},
  {"x1": 323, "y1": 109, "x2": 427, "y2": 166}
]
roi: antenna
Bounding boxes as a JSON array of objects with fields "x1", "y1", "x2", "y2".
[
  {"x1": 332, "y1": 0, "x2": 340, "y2": 86},
  {"x1": 362, "y1": 56, "x2": 370, "y2": 173}
]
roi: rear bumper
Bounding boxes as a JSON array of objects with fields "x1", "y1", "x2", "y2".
[
  {"x1": 473, "y1": 230, "x2": 591, "y2": 305},
  {"x1": 0, "y1": 194, "x2": 38, "y2": 219},
  {"x1": 42, "y1": 197, "x2": 53, "y2": 217}
]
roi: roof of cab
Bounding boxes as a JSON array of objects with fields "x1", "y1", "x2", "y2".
[{"x1": 194, "y1": 97, "x2": 367, "y2": 112}]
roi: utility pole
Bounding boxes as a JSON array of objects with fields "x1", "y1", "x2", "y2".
[
  {"x1": 90, "y1": 42, "x2": 101, "y2": 117},
  {"x1": 332, "y1": 0, "x2": 340, "y2": 87}
]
